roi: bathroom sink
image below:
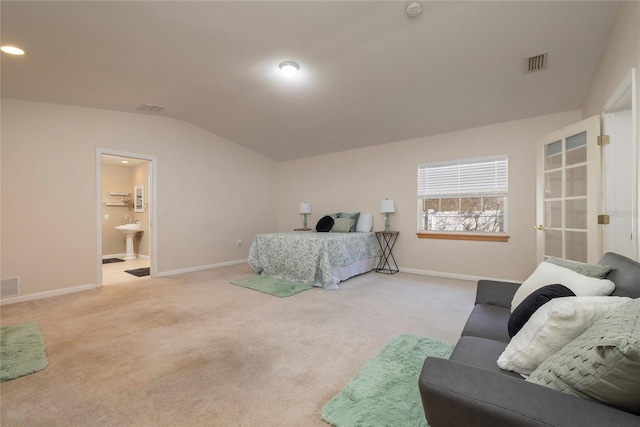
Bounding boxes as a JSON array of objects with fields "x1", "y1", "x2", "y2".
[
  {"x1": 115, "y1": 223, "x2": 142, "y2": 232},
  {"x1": 115, "y1": 223, "x2": 143, "y2": 259}
]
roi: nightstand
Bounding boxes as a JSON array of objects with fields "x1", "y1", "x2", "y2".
[
  {"x1": 375, "y1": 231, "x2": 399, "y2": 274},
  {"x1": 294, "y1": 228, "x2": 312, "y2": 232}
]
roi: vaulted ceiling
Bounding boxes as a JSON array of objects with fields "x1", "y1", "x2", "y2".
[{"x1": 1, "y1": 1, "x2": 618, "y2": 160}]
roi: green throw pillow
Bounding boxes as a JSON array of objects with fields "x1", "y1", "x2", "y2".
[
  {"x1": 331, "y1": 218, "x2": 355, "y2": 233},
  {"x1": 526, "y1": 298, "x2": 640, "y2": 414},
  {"x1": 546, "y1": 257, "x2": 612, "y2": 278},
  {"x1": 338, "y1": 212, "x2": 360, "y2": 232}
]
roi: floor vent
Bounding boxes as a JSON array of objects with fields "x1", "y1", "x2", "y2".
[
  {"x1": 1, "y1": 277, "x2": 21, "y2": 298},
  {"x1": 523, "y1": 52, "x2": 548, "y2": 74},
  {"x1": 136, "y1": 103, "x2": 166, "y2": 113}
]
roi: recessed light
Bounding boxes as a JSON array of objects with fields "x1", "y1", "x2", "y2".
[
  {"x1": 279, "y1": 61, "x2": 299, "y2": 78},
  {"x1": 1, "y1": 45, "x2": 25, "y2": 55},
  {"x1": 121, "y1": 160, "x2": 129, "y2": 164}
]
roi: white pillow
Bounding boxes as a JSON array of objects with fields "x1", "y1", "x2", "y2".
[
  {"x1": 498, "y1": 296, "x2": 630, "y2": 375},
  {"x1": 356, "y1": 213, "x2": 373, "y2": 232},
  {"x1": 511, "y1": 262, "x2": 615, "y2": 312}
]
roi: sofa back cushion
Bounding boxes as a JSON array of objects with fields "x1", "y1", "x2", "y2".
[{"x1": 600, "y1": 252, "x2": 640, "y2": 298}]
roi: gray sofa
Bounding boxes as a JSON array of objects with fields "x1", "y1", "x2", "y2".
[{"x1": 419, "y1": 252, "x2": 640, "y2": 427}]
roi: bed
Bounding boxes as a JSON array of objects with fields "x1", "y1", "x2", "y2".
[{"x1": 247, "y1": 231, "x2": 382, "y2": 289}]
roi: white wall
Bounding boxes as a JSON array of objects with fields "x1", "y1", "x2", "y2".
[
  {"x1": 582, "y1": 0, "x2": 640, "y2": 258},
  {"x1": 278, "y1": 111, "x2": 582, "y2": 282},
  {"x1": 1, "y1": 99, "x2": 278, "y2": 296}
]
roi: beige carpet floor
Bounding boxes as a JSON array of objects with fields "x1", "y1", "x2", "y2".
[{"x1": 0, "y1": 263, "x2": 475, "y2": 426}]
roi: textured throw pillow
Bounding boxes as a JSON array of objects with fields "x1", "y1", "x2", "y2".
[
  {"x1": 356, "y1": 213, "x2": 373, "y2": 232},
  {"x1": 508, "y1": 284, "x2": 576, "y2": 338},
  {"x1": 546, "y1": 257, "x2": 612, "y2": 278},
  {"x1": 498, "y1": 296, "x2": 631, "y2": 375},
  {"x1": 527, "y1": 298, "x2": 640, "y2": 413},
  {"x1": 339, "y1": 212, "x2": 360, "y2": 232},
  {"x1": 316, "y1": 215, "x2": 334, "y2": 232},
  {"x1": 511, "y1": 262, "x2": 615, "y2": 312},
  {"x1": 331, "y1": 218, "x2": 355, "y2": 233}
]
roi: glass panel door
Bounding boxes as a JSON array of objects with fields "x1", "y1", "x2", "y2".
[{"x1": 536, "y1": 116, "x2": 602, "y2": 263}]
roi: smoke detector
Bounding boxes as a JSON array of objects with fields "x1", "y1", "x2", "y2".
[
  {"x1": 405, "y1": 2, "x2": 422, "y2": 18},
  {"x1": 136, "y1": 103, "x2": 166, "y2": 113}
]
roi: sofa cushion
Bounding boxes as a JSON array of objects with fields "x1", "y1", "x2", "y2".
[
  {"x1": 461, "y1": 304, "x2": 511, "y2": 343},
  {"x1": 450, "y1": 336, "x2": 522, "y2": 379},
  {"x1": 498, "y1": 296, "x2": 631, "y2": 375},
  {"x1": 511, "y1": 262, "x2": 615, "y2": 312},
  {"x1": 527, "y1": 298, "x2": 640, "y2": 414},
  {"x1": 508, "y1": 284, "x2": 575, "y2": 337}
]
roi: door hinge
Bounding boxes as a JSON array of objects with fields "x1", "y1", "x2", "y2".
[
  {"x1": 597, "y1": 135, "x2": 610, "y2": 146},
  {"x1": 598, "y1": 214, "x2": 610, "y2": 225}
]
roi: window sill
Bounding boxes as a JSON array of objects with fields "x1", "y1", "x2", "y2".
[{"x1": 416, "y1": 232, "x2": 510, "y2": 242}]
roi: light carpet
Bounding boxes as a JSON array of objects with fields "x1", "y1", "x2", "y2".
[
  {"x1": 231, "y1": 274, "x2": 313, "y2": 297},
  {"x1": 0, "y1": 321, "x2": 48, "y2": 382},
  {"x1": 322, "y1": 334, "x2": 453, "y2": 427}
]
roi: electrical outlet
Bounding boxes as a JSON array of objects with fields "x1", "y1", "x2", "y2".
[{"x1": 104, "y1": 214, "x2": 109, "y2": 220}]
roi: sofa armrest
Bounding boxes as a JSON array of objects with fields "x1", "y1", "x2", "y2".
[
  {"x1": 419, "y1": 357, "x2": 639, "y2": 427},
  {"x1": 475, "y1": 279, "x2": 521, "y2": 309}
]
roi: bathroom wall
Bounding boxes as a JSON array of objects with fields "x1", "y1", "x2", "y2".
[{"x1": 101, "y1": 163, "x2": 135, "y2": 257}]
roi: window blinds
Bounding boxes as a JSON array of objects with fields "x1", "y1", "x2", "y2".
[{"x1": 418, "y1": 156, "x2": 508, "y2": 198}]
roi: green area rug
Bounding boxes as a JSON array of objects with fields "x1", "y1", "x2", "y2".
[
  {"x1": 0, "y1": 321, "x2": 48, "y2": 382},
  {"x1": 231, "y1": 275, "x2": 313, "y2": 298},
  {"x1": 322, "y1": 334, "x2": 453, "y2": 427}
]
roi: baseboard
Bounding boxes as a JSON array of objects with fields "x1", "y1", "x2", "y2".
[
  {"x1": 155, "y1": 259, "x2": 247, "y2": 277},
  {"x1": 0, "y1": 283, "x2": 100, "y2": 306},
  {"x1": 399, "y1": 267, "x2": 519, "y2": 284}
]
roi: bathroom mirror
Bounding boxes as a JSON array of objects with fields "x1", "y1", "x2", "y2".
[{"x1": 134, "y1": 185, "x2": 144, "y2": 213}]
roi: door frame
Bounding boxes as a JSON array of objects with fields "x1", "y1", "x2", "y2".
[
  {"x1": 601, "y1": 68, "x2": 637, "y2": 259},
  {"x1": 96, "y1": 148, "x2": 158, "y2": 286}
]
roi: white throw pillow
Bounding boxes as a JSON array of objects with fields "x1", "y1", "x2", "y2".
[
  {"x1": 497, "y1": 296, "x2": 630, "y2": 375},
  {"x1": 356, "y1": 213, "x2": 373, "y2": 232},
  {"x1": 511, "y1": 262, "x2": 615, "y2": 312}
]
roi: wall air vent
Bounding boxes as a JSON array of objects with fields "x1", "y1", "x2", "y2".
[
  {"x1": 523, "y1": 52, "x2": 548, "y2": 74},
  {"x1": 1, "y1": 277, "x2": 20, "y2": 298},
  {"x1": 136, "y1": 104, "x2": 166, "y2": 113}
]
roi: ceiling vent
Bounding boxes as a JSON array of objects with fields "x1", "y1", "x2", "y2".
[
  {"x1": 523, "y1": 52, "x2": 548, "y2": 75},
  {"x1": 136, "y1": 103, "x2": 166, "y2": 113}
]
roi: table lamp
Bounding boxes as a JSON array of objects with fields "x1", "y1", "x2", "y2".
[
  {"x1": 299, "y1": 202, "x2": 311, "y2": 230},
  {"x1": 380, "y1": 199, "x2": 395, "y2": 232}
]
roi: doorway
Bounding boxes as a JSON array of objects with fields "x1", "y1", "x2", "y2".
[{"x1": 97, "y1": 149, "x2": 157, "y2": 286}]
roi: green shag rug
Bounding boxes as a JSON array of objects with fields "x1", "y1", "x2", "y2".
[
  {"x1": 322, "y1": 334, "x2": 453, "y2": 427},
  {"x1": 231, "y1": 275, "x2": 313, "y2": 298},
  {"x1": 0, "y1": 321, "x2": 48, "y2": 382}
]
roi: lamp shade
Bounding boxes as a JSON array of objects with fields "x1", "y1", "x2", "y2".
[
  {"x1": 299, "y1": 202, "x2": 311, "y2": 214},
  {"x1": 380, "y1": 199, "x2": 395, "y2": 213}
]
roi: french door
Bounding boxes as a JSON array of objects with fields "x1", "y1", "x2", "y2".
[{"x1": 536, "y1": 115, "x2": 602, "y2": 263}]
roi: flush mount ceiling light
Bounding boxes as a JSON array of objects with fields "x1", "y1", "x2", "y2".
[
  {"x1": 279, "y1": 61, "x2": 299, "y2": 77},
  {"x1": 1, "y1": 45, "x2": 25, "y2": 55}
]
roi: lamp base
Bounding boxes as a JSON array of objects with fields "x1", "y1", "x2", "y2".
[
  {"x1": 303, "y1": 213, "x2": 308, "y2": 229},
  {"x1": 384, "y1": 213, "x2": 391, "y2": 232}
]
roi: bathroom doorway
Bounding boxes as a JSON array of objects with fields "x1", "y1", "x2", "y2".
[{"x1": 97, "y1": 149, "x2": 157, "y2": 286}]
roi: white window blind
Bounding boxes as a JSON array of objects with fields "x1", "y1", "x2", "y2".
[{"x1": 418, "y1": 156, "x2": 508, "y2": 198}]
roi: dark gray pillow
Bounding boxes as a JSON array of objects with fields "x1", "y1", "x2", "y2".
[
  {"x1": 508, "y1": 284, "x2": 575, "y2": 337},
  {"x1": 315, "y1": 215, "x2": 334, "y2": 232}
]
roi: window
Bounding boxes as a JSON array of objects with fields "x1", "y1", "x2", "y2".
[{"x1": 418, "y1": 156, "x2": 508, "y2": 240}]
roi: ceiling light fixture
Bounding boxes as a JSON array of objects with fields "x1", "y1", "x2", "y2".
[
  {"x1": 279, "y1": 61, "x2": 299, "y2": 78},
  {"x1": 1, "y1": 45, "x2": 25, "y2": 55}
]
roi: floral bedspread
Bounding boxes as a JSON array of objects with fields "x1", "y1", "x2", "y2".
[{"x1": 247, "y1": 232, "x2": 381, "y2": 288}]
